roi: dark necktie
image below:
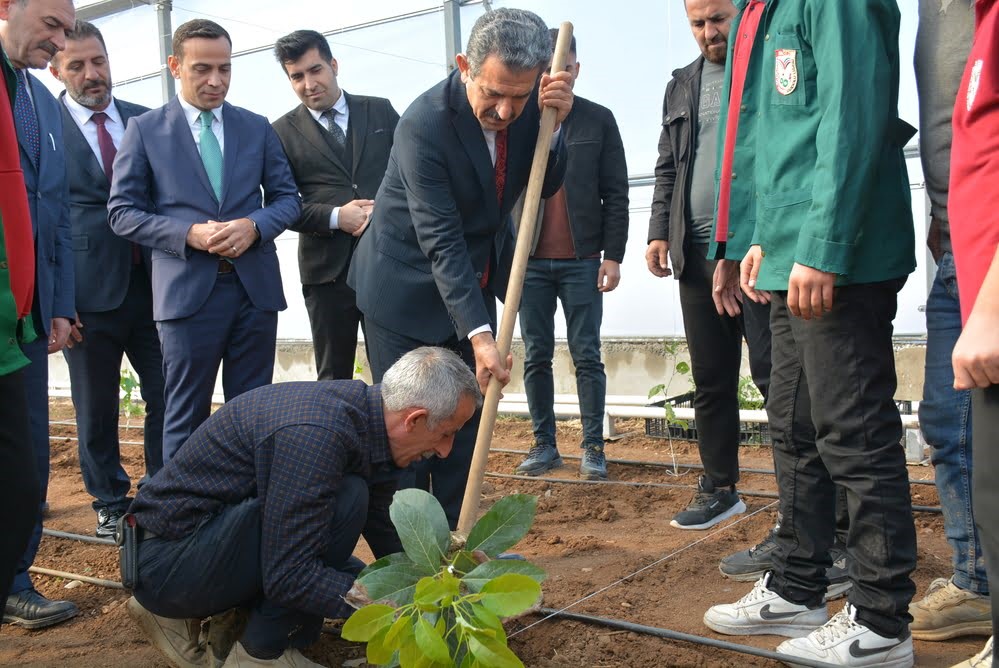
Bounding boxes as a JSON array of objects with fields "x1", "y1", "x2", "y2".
[
  {"x1": 93, "y1": 111, "x2": 140, "y2": 264},
  {"x1": 321, "y1": 108, "x2": 346, "y2": 147},
  {"x1": 480, "y1": 129, "x2": 509, "y2": 289},
  {"x1": 13, "y1": 69, "x2": 39, "y2": 165}
]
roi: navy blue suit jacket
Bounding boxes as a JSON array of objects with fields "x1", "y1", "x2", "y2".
[
  {"x1": 17, "y1": 70, "x2": 73, "y2": 335},
  {"x1": 60, "y1": 94, "x2": 150, "y2": 313},
  {"x1": 107, "y1": 97, "x2": 301, "y2": 321},
  {"x1": 348, "y1": 70, "x2": 566, "y2": 341}
]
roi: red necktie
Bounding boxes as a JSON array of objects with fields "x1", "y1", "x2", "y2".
[
  {"x1": 481, "y1": 129, "x2": 508, "y2": 289},
  {"x1": 93, "y1": 112, "x2": 141, "y2": 265}
]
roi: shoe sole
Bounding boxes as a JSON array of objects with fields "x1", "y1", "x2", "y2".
[
  {"x1": 777, "y1": 648, "x2": 914, "y2": 668},
  {"x1": 671, "y1": 499, "x2": 747, "y2": 530},
  {"x1": 703, "y1": 614, "x2": 822, "y2": 639},
  {"x1": 2, "y1": 606, "x2": 79, "y2": 630},
  {"x1": 718, "y1": 564, "x2": 770, "y2": 582},
  {"x1": 516, "y1": 457, "x2": 564, "y2": 476},
  {"x1": 910, "y1": 619, "x2": 993, "y2": 641},
  {"x1": 579, "y1": 469, "x2": 608, "y2": 481},
  {"x1": 823, "y1": 580, "x2": 852, "y2": 602}
]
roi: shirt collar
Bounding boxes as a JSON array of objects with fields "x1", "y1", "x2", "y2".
[
  {"x1": 178, "y1": 94, "x2": 223, "y2": 127},
  {"x1": 63, "y1": 93, "x2": 122, "y2": 128},
  {"x1": 366, "y1": 384, "x2": 393, "y2": 467},
  {"x1": 306, "y1": 89, "x2": 348, "y2": 124}
]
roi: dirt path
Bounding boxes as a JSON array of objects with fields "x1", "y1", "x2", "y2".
[{"x1": 0, "y1": 402, "x2": 981, "y2": 667}]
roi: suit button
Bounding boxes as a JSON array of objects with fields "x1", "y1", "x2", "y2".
[
  {"x1": 765, "y1": 33, "x2": 770, "y2": 41},
  {"x1": 761, "y1": 250, "x2": 767, "y2": 258},
  {"x1": 475, "y1": 272, "x2": 483, "y2": 279},
  {"x1": 0, "y1": 261, "x2": 6, "y2": 269},
  {"x1": 728, "y1": 231, "x2": 735, "y2": 240},
  {"x1": 352, "y1": 184, "x2": 358, "y2": 190},
  {"x1": 740, "y1": 105, "x2": 747, "y2": 112},
  {"x1": 731, "y1": 172, "x2": 737, "y2": 180}
]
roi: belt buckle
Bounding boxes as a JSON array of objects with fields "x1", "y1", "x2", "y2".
[{"x1": 218, "y1": 259, "x2": 234, "y2": 274}]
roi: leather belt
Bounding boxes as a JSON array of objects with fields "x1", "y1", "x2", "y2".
[{"x1": 217, "y1": 259, "x2": 235, "y2": 274}]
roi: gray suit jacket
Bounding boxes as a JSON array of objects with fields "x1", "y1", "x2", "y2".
[
  {"x1": 60, "y1": 94, "x2": 150, "y2": 313},
  {"x1": 272, "y1": 92, "x2": 398, "y2": 285}
]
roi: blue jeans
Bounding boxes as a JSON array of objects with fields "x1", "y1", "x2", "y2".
[
  {"x1": 520, "y1": 258, "x2": 605, "y2": 449},
  {"x1": 920, "y1": 252, "x2": 987, "y2": 594}
]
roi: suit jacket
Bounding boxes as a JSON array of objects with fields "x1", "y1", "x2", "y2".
[
  {"x1": 107, "y1": 97, "x2": 301, "y2": 321},
  {"x1": 16, "y1": 70, "x2": 73, "y2": 336},
  {"x1": 60, "y1": 94, "x2": 150, "y2": 313},
  {"x1": 348, "y1": 70, "x2": 567, "y2": 341},
  {"x1": 272, "y1": 92, "x2": 399, "y2": 285}
]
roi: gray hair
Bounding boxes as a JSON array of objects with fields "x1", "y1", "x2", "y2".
[
  {"x1": 465, "y1": 8, "x2": 551, "y2": 78},
  {"x1": 381, "y1": 347, "x2": 481, "y2": 428}
]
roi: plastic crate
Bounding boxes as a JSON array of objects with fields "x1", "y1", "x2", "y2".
[{"x1": 644, "y1": 395, "x2": 914, "y2": 446}]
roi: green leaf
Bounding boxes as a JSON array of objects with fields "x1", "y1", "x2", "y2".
[
  {"x1": 466, "y1": 494, "x2": 538, "y2": 557},
  {"x1": 452, "y1": 550, "x2": 480, "y2": 576},
  {"x1": 341, "y1": 604, "x2": 396, "y2": 642},
  {"x1": 390, "y1": 489, "x2": 450, "y2": 573},
  {"x1": 384, "y1": 613, "x2": 413, "y2": 650},
  {"x1": 467, "y1": 632, "x2": 524, "y2": 668},
  {"x1": 414, "y1": 576, "x2": 457, "y2": 610},
  {"x1": 399, "y1": 635, "x2": 432, "y2": 668},
  {"x1": 675, "y1": 361, "x2": 690, "y2": 374},
  {"x1": 415, "y1": 616, "x2": 450, "y2": 664},
  {"x1": 461, "y1": 560, "x2": 546, "y2": 593},
  {"x1": 477, "y1": 574, "x2": 542, "y2": 617},
  {"x1": 366, "y1": 625, "x2": 396, "y2": 666},
  {"x1": 358, "y1": 552, "x2": 417, "y2": 578},
  {"x1": 456, "y1": 602, "x2": 505, "y2": 640},
  {"x1": 357, "y1": 563, "x2": 430, "y2": 605},
  {"x1": 647, "y1": 383, "x2": 665, "y2": 399}
]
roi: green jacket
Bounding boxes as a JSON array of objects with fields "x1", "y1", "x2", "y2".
[
  {"x1": 718, "y1": 0, "x2": 916, "y2": 290},
  {"x1": 0, "y1": 49, "x2": 33, "y2": 376}
]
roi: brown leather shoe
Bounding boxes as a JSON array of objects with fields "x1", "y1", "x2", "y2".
[{"x1": 126, "y1": 596, "x2": 205, "y2": 668}]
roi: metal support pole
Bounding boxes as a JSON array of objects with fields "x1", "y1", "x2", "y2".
[
  {"x1": 443, "y1": 0, "x2": 462, "y2": 73},
  {"x1": 156, "y1": 0, "x2": 175, "y2": 103}
]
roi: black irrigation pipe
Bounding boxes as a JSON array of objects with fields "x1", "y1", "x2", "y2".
[
  {"x1": 484, "y1": 472, "x2": 943, "y2": 514},
  {"x1": 533, "y1": 608, "x2": 839, "y2": 668},
  {"x1": 491, "y1": 447, "x2": 939, "y2": 487},
  {"x1": 43, "y1": 528, "x2": 115, "y2": 546}
]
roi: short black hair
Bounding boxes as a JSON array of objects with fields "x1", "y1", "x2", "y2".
[
  {"x1": 51, "y1": 19, "x2": 106, "y2": 66},
  {"x1": 548, "y1": 27, "x2": 577, "y2": 56},
  {"x1": 273, "y1": 29, "x2": 333, "y2": 70},
  {"x1": 172, "y1": 19, "x2": 232, "y2": 60}
]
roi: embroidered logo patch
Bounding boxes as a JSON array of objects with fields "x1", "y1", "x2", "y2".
[
  {"x1": 774, "y1": 49, "x2": 798, "y2": 95},
  {"x1": 967, "y1": 59, "x2": 983, "y2": 111}
]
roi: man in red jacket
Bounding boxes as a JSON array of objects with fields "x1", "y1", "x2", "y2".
[{"x1": 949, "y1": 0, "x2": 999, "y2": 665}]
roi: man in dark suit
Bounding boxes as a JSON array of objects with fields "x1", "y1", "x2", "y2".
[
  {"x1": 49, "y1": 21, "x2": 165, "y2": 540},
  {"x1": 0, "y1": 0, "x2": 80, "y2": 629},
  {"x1": 109, "y1": 19, "x2": 301, "y2": 463},
  {"x1": 271, "y1": 30, "x2": 398, "y2": 381},
  {"x1": 348, "y1": 8, "x2": 573, "y2": 526}
]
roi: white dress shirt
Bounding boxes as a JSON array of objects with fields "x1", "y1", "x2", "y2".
[
  {"x1": 307, "y1": 92, "x2": 350, "y2": 231},
  {"x1": 62, "y1": 93, "x2": 125, "y2": 164},
  {"x1": 178, "y1": 95, "x2": 224, "y2": 155}
]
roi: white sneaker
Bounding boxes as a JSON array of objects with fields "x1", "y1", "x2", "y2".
[
  {"x1": 221, "y1": 641, "x2": 327, "y2": 667},
  {"x1": 776, "y1": 603, "x2": 914, "y2": 668},
  {"x1": 951, "y1": 636, "x2": 994, "y2": 668},
  {"x1": 703, "y1": 573, "x2": 828, "y2": 637}
]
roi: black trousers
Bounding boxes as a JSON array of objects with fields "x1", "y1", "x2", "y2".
[
  {"x1": 362, "y1": 316, "x2": 483, "y2": 529},
  {"x1": 0, "y1": 370, "x2": 39, "y2": 605},
  {"x1": 678, "y1": 244, "x2": 773, "y2": 486},
  {"x1": 767, "y1": 280, "x2": 916, "y2": 638},
  {"x1": 972, "y1": 385, "x2": 999, "y2": 634},
  {"x1": 134, "y1": 476, "x2": 371, "y2": 657},
  {"x1": 303, "y1": 279, "x2": 362, "y2": 381}
]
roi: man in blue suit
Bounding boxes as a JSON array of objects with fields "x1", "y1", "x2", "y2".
[
  {"x1": 0, "y1": 0, "x2": 80, "y2": 630},
  {"x1": 348, "y1": 8, "x2": 573, "y2": 526},
  {"x1": 50, "y1": 21, "x2": 165, "y2": 540},
  {"x1": 109, "y1": 19, "x2": 301, "y2": 463}
]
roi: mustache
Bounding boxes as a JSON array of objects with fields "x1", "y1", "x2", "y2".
[
  {"x1": 83, "y1": 78, "x2": 109, "y2": 90},
  {"x1": 39, "y1": 41, "x2": 58, "y2": 57}
]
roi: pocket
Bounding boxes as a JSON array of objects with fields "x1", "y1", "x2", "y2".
[
  {"x1": 759, "y1": 187, "x2": 813, "y2": 251},
  {"x1": 772, "y1": 33, "x2": 807, "y2": 107},
  {"x1": 662, "y1": 111, "x2": 690, "y2": 162}
]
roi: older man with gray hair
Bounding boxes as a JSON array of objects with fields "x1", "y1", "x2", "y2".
[
  {"x1": 349, "y1": 7, "x2": 574, "y2": 527},
  {"x1": 122, "y1": 347, "x2": 479, "y2": 668}
]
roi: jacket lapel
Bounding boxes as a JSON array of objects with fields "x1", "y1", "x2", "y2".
[
  {"x1": 220, "y1": 102, "x2": 239, "y2": 206},
  {"x1": 167, "y1": 98, "x2": 217, "y2": 203},
  {"x1": 58, "y1": 93, "x2": 107, "y2": 185},
  {"x1": 448, "y1": 72, "x2": 497, "y2": 219},
  {"x1": 292, "y1": 103, "x2": 348, "y2": 177},
  {"x1": 347, "y1": 92, "x2": 366, "y2": 176}
]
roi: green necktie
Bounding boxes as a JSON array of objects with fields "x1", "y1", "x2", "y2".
[{"x1": 199, "y1": 110, "x2": 223, "y2": 200}]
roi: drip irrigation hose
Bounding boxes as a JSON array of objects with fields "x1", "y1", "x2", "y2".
[
  {"x1": 43, "y1": 528, "x2": 115, "y2": 546},
  {"x1": 28, "y1": 566, "x2": 125, "y2": 590},
  {"x1": 483, "y1": 471, "x2": 943, "y2": 514},
  {"x1": 533, "y1": 607, "x2": 839, "y2": 668},
  {"x1": 490, "y1": 447, "x2": 938, "y2": 487}
]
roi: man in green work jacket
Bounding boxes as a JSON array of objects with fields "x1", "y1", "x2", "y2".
[
  {"x1": 702, "y1": 2, "x2": 919, "y2": 666},
  {"x1": 0, "y1": 42, "x2": 41, "y2": 612}
]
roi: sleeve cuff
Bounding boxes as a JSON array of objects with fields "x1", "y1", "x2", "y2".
[
  {"x1": 467, "y1": 324, "x2": 492, "y2": 340},
  {"x1": 330, "y1": 207, "x2": 341, "y2": 231}
]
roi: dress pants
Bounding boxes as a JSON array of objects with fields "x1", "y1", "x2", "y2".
[
  {"x1": 971, "y1": 385, "x2": 999, "y2": 634},
  {"x1": 134, "y1": 476, "x2": 370, "y2": 657},
  {"x1": 302, "y1": 278, "x2": 362, "y2": 381},
  {"x1": 767, "y1": 280, "x2": 916, "y2": 639},
  {"x1": 64, "y1": 266, "x2": 165, "y2": 511},
  {"x1": 677, "y1": 244, "x2": 772, "y2": 487},
  {"x1": 157, "y1": 272, "x2": 277, "y2": 462},
  {"x1": 0, "y1": 369, "x2": 39, "y2": 604},
  {"x1": 363, "y1": 314, "x2": 484, "y2": 529}
]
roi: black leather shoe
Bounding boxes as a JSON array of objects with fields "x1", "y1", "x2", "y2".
[
  {"x1": 4, "y1": 589, "x2": 79, "y2": 629},
  {"x1": 96, "y1": 507, "x2": 126, "y2": 539}
]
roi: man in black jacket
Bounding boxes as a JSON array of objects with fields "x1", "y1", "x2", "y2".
[
  {"x1": 514, "y1": 30, "x2": 628, "y2": 481},
  {"x1": 272, "y1": 30, "x2": 399, "y2": 381}
]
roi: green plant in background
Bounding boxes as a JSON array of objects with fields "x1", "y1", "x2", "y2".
[
  {"x1": 119, "y1": 369, "x2": 143, "y2": 417},
  {"x1": 341, "y1": 489, "x2": 544, "y2": 668},
  {"x1": 737, "y1": 374, "x2": 765, "y2": 410},
  {"x1": 647, "y1": 338, "x2": 693, "y2": 431},
  {"x1": 354, "y1": 357, "x2": 365, "y2": 380}
]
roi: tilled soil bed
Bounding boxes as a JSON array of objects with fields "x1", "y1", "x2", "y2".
[{"x1": 0, "y1": 400, "x2": 981, "y2": 667}]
